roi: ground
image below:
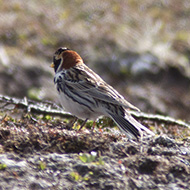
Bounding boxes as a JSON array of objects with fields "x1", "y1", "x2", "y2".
[{"x1": 0, "y1": 104, "x2": 189, "y2": 190}]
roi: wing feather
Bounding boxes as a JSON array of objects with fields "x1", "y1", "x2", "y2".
[{"x1": 62, "y1": 65, "x2": 139, "y2": 111}]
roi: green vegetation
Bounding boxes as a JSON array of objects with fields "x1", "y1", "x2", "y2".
[
  {"x1": 0, "y1": 163, "x2": 7, "y2": 170},
  {"x1": 38, "y1": 161, "x2": 46, "y2": 170}
]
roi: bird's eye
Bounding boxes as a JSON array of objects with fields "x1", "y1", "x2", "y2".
[{"x1": 55, "y1": 54, "x2": 61, "y2": 60}]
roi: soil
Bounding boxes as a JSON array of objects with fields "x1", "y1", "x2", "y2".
[{"x1": 0, "y1": 110, "x2": 189, "y2": 190}]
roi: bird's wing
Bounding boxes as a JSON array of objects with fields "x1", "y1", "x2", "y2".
[{"x1": 63, "y1": 65, "x2": 139, "y2": 111}]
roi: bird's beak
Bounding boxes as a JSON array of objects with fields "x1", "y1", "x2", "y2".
[{"x1": 50, "y1": 62, "x2": 55, "y2": 68}]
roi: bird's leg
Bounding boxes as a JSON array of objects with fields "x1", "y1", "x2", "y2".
[
  {"x1": 91, "y1": 121, "x2": 96, "y2": 132},
  {"x1": 66, "y1": 116, "x2": 78, "y2": 128},
  {"x1": 78, "y1": 118, "x2": 88, "y2": 130}
]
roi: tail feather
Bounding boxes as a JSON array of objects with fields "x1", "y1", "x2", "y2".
[{"x1": 109, "y1": 113, "x2": 154, "y2": 139}]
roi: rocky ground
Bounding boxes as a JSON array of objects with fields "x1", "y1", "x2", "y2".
[{"x1": 0, "y1": 106, "x2": 190, "y2": 190}]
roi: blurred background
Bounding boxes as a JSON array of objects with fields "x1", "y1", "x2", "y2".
[{"x1": 0, "y1": 0, "x2": 190, "y2": 120}]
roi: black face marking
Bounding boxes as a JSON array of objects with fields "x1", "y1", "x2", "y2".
[
  {"x1": 53, "y1": 56, "x2": 62, "y2": 73},
  {"x1": 53, "y1": 47, "x2": 71, "y2": 72},
  {"x1": 55, "y1": 47, "x2": 70, "y2": 55}
]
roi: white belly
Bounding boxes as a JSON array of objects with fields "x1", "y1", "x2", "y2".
[{"x1": 59, "y1": 92, "x2": 103, "y2": 120}]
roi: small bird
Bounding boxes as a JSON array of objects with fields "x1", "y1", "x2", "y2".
[{"x1": 51, "y1": 47, "x2": 154, "y2": 139}]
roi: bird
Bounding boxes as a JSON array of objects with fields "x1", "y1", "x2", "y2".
[{"x1": 51, "y1": 47, "x2": 154, "y2": 139}]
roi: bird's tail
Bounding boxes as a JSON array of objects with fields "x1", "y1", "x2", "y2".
[{"x1": 109, "y1": 113, "x2": 154, "y2": 139}]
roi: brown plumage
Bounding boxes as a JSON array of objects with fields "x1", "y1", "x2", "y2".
[{"x1": 51, "y1": 47, "x2": 154, "y2": 139}]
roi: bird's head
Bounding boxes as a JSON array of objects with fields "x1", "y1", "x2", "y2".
[{"x1": 51, "y1": 47, "x2": 84, "y2": 73}]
